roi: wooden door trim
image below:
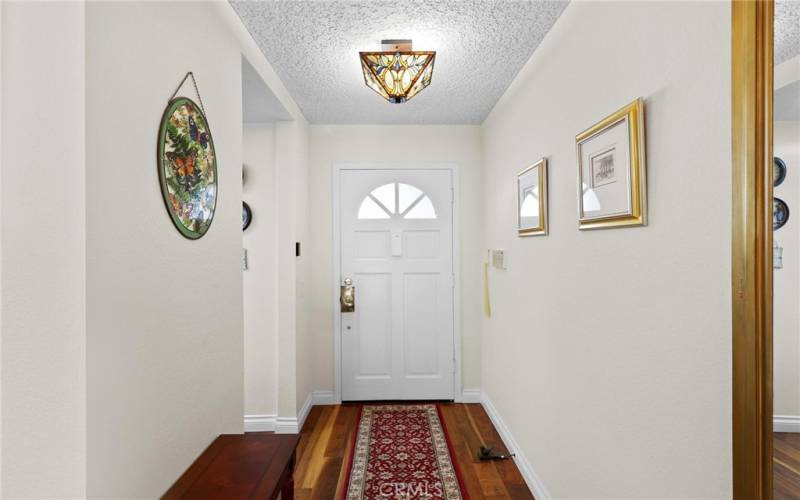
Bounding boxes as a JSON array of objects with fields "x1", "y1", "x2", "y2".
[{"x1": 731, "y1": 1, "x2": 773, "y2": 498}]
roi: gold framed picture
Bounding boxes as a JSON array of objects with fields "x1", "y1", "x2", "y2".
[
  {"x1": 517, "y1": 158, "x2": 548, "y2": 236},
  {"x1": 576, "y1": 98, "x2": 646, "y2": 229}
]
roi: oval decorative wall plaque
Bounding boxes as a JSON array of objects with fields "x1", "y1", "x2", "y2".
[{"x1": 157, "y1": 97, "x2": 217, "y2": 239}]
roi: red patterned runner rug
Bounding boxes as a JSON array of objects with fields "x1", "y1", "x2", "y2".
[{"x1": 342, "y1": 404, "x2": 468, "y2": 500}]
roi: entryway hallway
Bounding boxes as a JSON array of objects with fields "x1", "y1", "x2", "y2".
[{"x1": 2, "y1": 1, "x2": 798, "y2": 499}]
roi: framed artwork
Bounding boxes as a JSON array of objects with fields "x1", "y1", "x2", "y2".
[
  {"x1": 157, "y1": 96, "x2": 217, "y2": 239},
  {"x1": 242, "y1": 201, "x2": 252, "y2": 231},
  {"x1": 576, "y1": 98, "x2": 647, "y2": 229},
  {"x1": 774, "y1": 198, "x2": 789, "y2": 230},
  {"x1": 774, "y1": 157, "x2": 787, "y2": 187},
  {"x1": 517, "y1": 158, "x2": 548, "y2": 236}
]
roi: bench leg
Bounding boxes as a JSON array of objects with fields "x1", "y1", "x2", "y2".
[
  {"x1": 281, "y1": 474, "x2": 294, "y2": 499},
  {"x1": 281, "y1": 452, "x2": 295, "y2": 499}
]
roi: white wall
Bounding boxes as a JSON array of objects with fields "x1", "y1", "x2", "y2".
[
  {"x1": 1, "y1": 2, "x2": 87, "y2": 497},
  {"x1": 1, "y1": 0, "x2": 316, "y2": 494},
  {"x1": 774, "y1": 120, "x2": 800, "y2": 419},
  {"x1": 85, "y1": 2, "x2": 244, "y2": 497},
  {"x1": 241, "y1": 119, "x2": 313, "y2": 425},
  {"x1": 268, "y1": 120, "x2": 312, "y2": 420},
  {"x1": 221, "y1": 1, "x2": 312, "y2": 430},
  {"x1": 308, "y1": 125, "x2": 484, "y2": 396},
  {"x1": 293, "y1": 122, "x2": 313, "y2": 414},
  {"x1": 481, "y1": 2, "x2": 731, "y2": 497},
  {"x1": 243, "y1": 125, "x2": 279, "y2": 418}
]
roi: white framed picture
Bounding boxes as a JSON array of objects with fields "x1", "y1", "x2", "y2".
[
  {"x1": 517, "y1": 158, "x2": 548, "y2": 236},
  {"x1": 576, "y1": 98, "x2": 647, "y2": 229}
]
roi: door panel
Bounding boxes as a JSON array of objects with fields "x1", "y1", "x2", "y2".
[
  {"x1": 340, "y1": 169, "x2": 454, "y2": 401},
  {"x1": 355, "y1": 231, "x2": 391, "y2": 259},
  {"x1": 405, "y1": 230, "x2": 440, "y2": 259},
  {"x1": 403, "y1": 273, "x2": 439, "y2": 376},
  {"x1": 355, "y1": 273, "x2": 392, "y2": 377}
]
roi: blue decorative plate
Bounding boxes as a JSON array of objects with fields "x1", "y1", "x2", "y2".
[
  {"x1": 774, "y1": 197, "x2": 789, "y2": 230},
  {"x1": 242, "y1": 202, "x2": 252, "y2": 231},
  {"x1": 774, "y1": 157, "x2": 787, "y2": 187}
]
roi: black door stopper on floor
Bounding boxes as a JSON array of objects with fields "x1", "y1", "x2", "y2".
[{"x1": 478, "y1": 445, "x2": 515, "y2": 461}]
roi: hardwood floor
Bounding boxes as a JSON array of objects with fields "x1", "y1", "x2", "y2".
[
  {"x1": 775, "y1": 432, "x2": 800, "y2": 500},
  {"x1": 292, "y1": 403, "x2": 534, "y2": 499}
]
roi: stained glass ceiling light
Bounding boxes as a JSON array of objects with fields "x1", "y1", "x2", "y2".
[{"x1": 359, "y1": 39, "x2": 436, "y2": 104}]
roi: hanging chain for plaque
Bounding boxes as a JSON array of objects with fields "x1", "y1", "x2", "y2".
[{"x1": 169, "y1": 71, "x2": 207, "y2": 115}]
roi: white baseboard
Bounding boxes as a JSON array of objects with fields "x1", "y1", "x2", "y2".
[
  {"x1": 275, "y1": 392, "x2": 314, "y2": 434},
  {"x1": 243, "y1": 414, "x2": 276, "y2": 432},
  {"x1": 311, "y1": 390, "x2": 337, "y2": 405},
  {"x1": 244, "y1": 412, "x2": 297, "y2": 433},
  {"x1": 244, "y1": 390, "x2": 337, "y2": 434},
  {"x1": 481, "y1": 391, "x2": 551, "y2": 500},
  {"x1": 461, "y1": 389, "x2": 482, "y2": 403},
  {"x1": 775, "y1": 415, "x2": 800, "y2": 433},
  {"x1": 297, "y1": 392, "x2": 314, "y2": 430},
  {"x1": 274, "y1": 416, "x2": 299, "y2": 434}
]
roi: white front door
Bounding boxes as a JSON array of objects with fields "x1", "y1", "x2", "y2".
[{"x1": 339, "y1": 168, "x2": 455, "y2": 401}]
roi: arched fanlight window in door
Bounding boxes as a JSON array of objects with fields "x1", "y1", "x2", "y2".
[{"x1": 357, "y1": 183, "x2": 437, "y2": 220}]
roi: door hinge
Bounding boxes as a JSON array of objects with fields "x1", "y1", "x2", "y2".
[{"x1": 451, "y1": 358, "x2": 457, "y2": 374}]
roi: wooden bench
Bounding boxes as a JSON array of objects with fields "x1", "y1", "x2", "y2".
[{"x1": 163, "y1": 433, "x2": 300, "y2": 500}]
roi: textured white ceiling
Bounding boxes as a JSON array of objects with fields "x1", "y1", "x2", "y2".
[
  {"x1": 231, "y1": 0, "x2": 568, "y2": 124},
  {"x1": 776, "y1": 0, "x2": 800, "y2": 64}
]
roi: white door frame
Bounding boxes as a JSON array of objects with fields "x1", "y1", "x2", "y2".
[{"x1": 332, "y1": 162, "x2": 463, "y2": 403}]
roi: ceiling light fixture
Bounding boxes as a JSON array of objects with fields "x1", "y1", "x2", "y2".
[{"x1": 359, "y1": 39, "x2": 436, "y2": 104}]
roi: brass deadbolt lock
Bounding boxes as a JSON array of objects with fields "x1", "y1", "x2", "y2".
[{"x1": 340, "y1": 278, "x2": 355, "y2": 312}]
